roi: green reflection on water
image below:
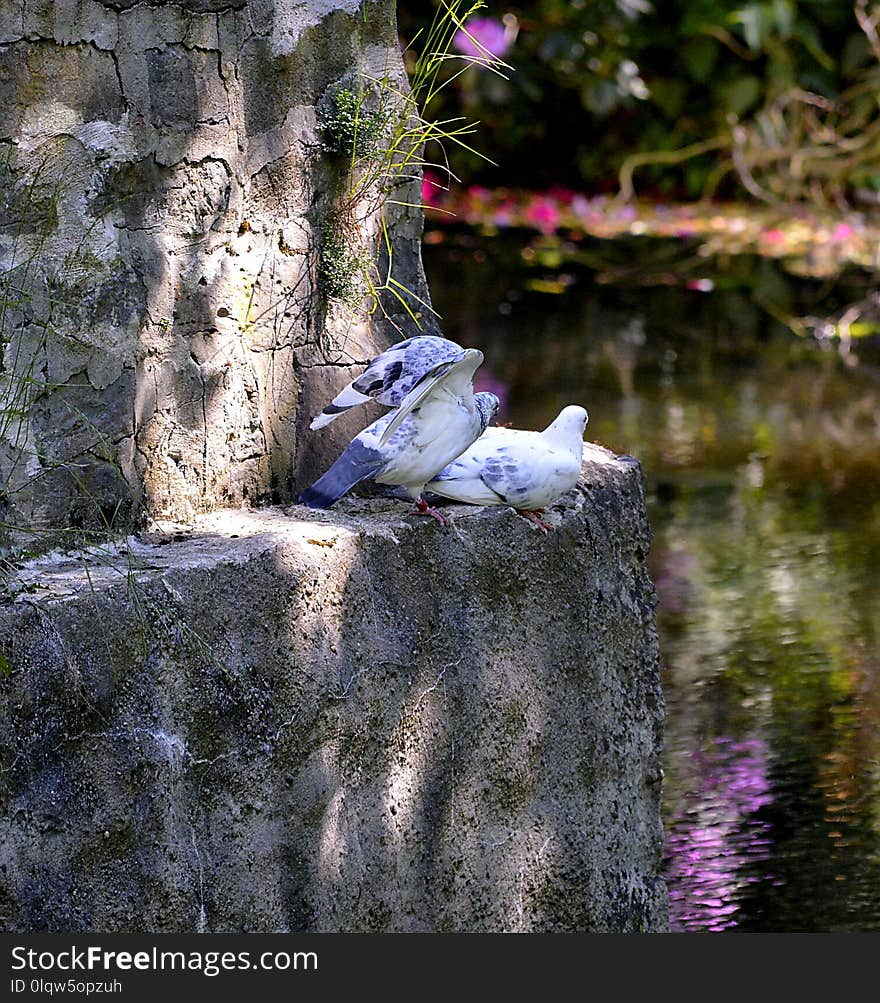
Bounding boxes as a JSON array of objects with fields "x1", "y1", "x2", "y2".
[{"x1": 424, "y1": 233, "x2": 880, "y2": 931}]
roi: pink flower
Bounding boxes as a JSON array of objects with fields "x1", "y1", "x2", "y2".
[
  {"x1": 831, "y1": 222, "x2": 854, "y2": 243},
  {"x1": 452, "y1": 17, "x2": 511, "y2": 59},
  {"x1": 524, "y1": 196, "x2": 561, "y2": 234},
  {"x1": 761, "y1": 228, "x2": 784, "y2": 245}
]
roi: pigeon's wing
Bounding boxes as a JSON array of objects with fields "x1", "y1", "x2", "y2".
[
  {"x1": 428, "y1": 464, "x2": 507, "y2": 505},
  {"x1": 427, "y1": 430, "x2": 517, "y2": 505},
  {"x1": 479, "y1": 435, "x2": 582, "y2": 510},
  {"x1": 358, "y1": 336, "x2": 465, "y2": 407},
  {"x1": 442, "y1": 432, "x2": 547, "y2": 505},
  {"x1": 378, "y1": 348, "x2": 483, "y2": 447},
  {"x1": 310, "y1": 336, "x2": 463, "y2": 430},
  {"x1": 478, "y1": 449, "x2": 530, "y2": 506}
]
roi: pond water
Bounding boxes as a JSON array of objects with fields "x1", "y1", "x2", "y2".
[{"x1": 422, "y1": 231, "x2": 880, "y2": 932}]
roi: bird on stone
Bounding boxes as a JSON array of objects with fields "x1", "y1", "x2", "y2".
[
  {"x1": 299, "y1": 349, "x2": 499, "y2": 524},
  {"x1": 309, "y1": 334, "x2": 467, "y2": 430},
  {"x1": 425, "y1": 405, "x2": 589, "y2": 532}
]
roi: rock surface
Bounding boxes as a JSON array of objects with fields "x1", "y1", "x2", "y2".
[
  {"x1": 0, "y1": 446, "x2": 668, "y2": 932},
  {"x1": 0, "y1": 0, "x2": 432, "y2": 545}
]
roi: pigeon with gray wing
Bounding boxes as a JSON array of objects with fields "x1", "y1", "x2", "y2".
[
  {"x1": 426, "y1": 405, "x2": 588, "y2": 532},
  {"x1": 310, "y1": 334, "x2": 466, "y2": 430},
  {"x1": 300, "y1": 348, "x2": 499, "y2": 524}
]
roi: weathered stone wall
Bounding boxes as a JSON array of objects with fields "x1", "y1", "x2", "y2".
[
  {"x1": 0, "y1": 0, "x2": 433, "y2": 543},
  {"x1": 0, "y1": 448, "x2": 668, "y2": 932}
]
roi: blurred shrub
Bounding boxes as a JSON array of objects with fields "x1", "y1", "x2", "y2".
[{"x1": 398, "y1": 1, "x2": 879, "y2": 203}]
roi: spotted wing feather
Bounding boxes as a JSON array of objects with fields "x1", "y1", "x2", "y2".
[
  {"x1": 310, "y1": 336, "x2": 464, "y2": 430},
  {"x1": 377, "y1": 348, "x2": 483, "y2": 447}
]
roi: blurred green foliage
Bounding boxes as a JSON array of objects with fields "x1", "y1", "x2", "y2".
[{"x1": 399, "y1": 1, "x2": 880, "y2": 200}]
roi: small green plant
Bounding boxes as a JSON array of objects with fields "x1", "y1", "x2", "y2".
[
  {"x1": 318, "y1": 79, "x2": 389, "y2": 160},
  {"x1": 318, "y1": 218, "x2": 373, "y2": 307}
]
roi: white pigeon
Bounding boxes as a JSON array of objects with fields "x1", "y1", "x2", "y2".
[
  {"x1": 425, "y1": 405, "x2": 589, "y2": 532},
  {"x1": 299, "y1": 349, "x2": 499, "y2": 524},
  {"x1": 310, "y1": 334, "x2": 467, "y2": 429}
]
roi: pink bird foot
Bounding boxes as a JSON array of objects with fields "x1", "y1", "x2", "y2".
[
  {"x1": 414, "y1": 497, "x2": 448, "y2": 526},
  {"x1": 519, "y1": 509, "x2": 552, "y2": 533}
]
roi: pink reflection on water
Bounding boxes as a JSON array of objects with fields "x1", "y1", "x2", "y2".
[{"x1": 666, "y1": 736, "x2": 775, "y2": 931}]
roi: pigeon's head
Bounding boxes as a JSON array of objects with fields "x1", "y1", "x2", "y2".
[
  {"x1": 545, "y1": 405, "x2": 589, "y2": 442},
  {"x1": 475, "y1": 392, "x2": 501, "y2": 433}
]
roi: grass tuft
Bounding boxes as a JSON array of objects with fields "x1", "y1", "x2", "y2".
[{"x1": 320, "y1": 1, "x2": 508, "y2": 330}]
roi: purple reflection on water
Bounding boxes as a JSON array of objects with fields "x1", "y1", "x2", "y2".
[
  {"x1": 654, "y1": 547, "x2": 697, "y2": 616},
  {"x1": 666, "y1": 736, "x2": 775, "y2": 931}
]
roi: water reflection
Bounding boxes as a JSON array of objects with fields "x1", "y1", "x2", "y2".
[
  {"x1": 424, "y1": 233, "x2": 880, "y2": 932},
  {"x1": 666, "y1": 737, "x2": 774, "y2": 932}
]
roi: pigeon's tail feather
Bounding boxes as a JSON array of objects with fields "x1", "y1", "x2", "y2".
[
  {"x1": 298, "y1": 439, "x2": 383, "y2": 509},
  {"x1": 309, "y1": 411, "x2": 342, "y2": 431},
  {"x1": 309, "y1": 384, "x2": 372, "y2": 430}
]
